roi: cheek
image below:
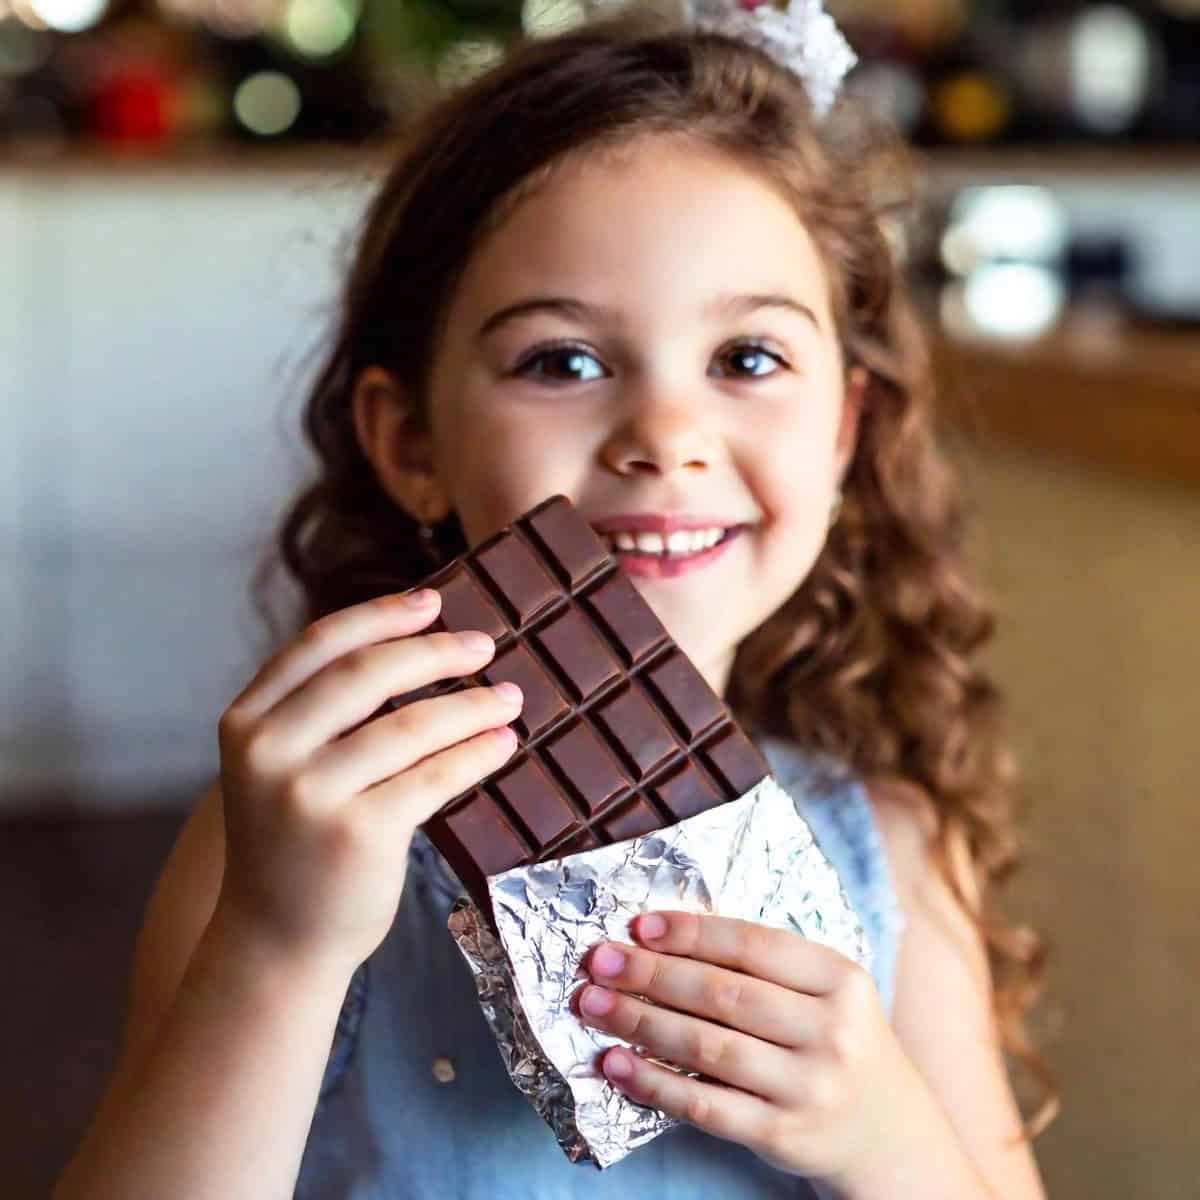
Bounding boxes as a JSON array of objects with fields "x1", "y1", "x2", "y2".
[
  {"x1": 435, "y1": 398, "x2": 591, "y2": 544},
  {"x1": 749, "y1": 419, "x2": 841, "y2": 526}
]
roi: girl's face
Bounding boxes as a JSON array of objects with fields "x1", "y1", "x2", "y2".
[{"x1": 418, "y1": 137, "x2": 862, "y2": 695}]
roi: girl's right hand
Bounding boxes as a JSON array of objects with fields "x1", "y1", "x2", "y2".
[{"x1": 213, "y1": 588, "x2": 522, "y2": 977}]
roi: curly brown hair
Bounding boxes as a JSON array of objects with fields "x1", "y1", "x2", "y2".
[{"x1": 252, "y1": 13, "x2": 1057, "y2": 1138}]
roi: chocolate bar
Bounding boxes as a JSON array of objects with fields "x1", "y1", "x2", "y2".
[{"x1": 394, "y1": 496, "x2": 769, "y2": 915}]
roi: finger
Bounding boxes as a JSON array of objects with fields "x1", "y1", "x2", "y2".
[
  {"x1": 577, "y1": 986, "x2": 794, "y2": 1102},
  {"x1": 262, "y1": 629, "x2": 498, "y2": 761},
  {"x1": 362, "y1": 725, "x2": 519, "y2": 831},
  {"x1": 304, "y1": 683, "x2": 523, "y2": 797},
  {"x1": 632, "y1": 911, "x2": 852, "y2": 996},
  {"x1": 586, "y1": 942, "x2": 819, "y2": 1049},
  {"x1": 231, "y1": 590, "x2": 443, "y2": 720},
  {"x1": 599, "y1": 1047, "x2": 776, "y2": 1154}
]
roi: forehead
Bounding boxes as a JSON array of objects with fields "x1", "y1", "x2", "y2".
[{"x1": 450, "y1": 136, "x2": 834, "y2": 329}]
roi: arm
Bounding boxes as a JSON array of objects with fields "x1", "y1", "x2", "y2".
[
  {"x1": 855, "y1": 777, "x2": 1048, "y2": 1200},
  {"x1": 53, "y1": 784, "x2": 352, "y2": 1200},
  {"x1": 55, "y1": 592, "x2": 522, "y2": 1200}
]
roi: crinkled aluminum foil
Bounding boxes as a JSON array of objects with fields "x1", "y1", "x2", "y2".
[{"x1": 448, "y1": 774, "x2": 871, "y2": 1168}]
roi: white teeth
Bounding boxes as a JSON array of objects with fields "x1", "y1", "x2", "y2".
[{"x1": 604, "y1": 526, "x2": 731, "y2": 557}]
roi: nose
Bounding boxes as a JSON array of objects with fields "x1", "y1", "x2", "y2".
[{"x1": 599, "y1": 381, "x2": 718, "y2": 477}]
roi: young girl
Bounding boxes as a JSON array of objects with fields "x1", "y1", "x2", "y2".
[{"x1": 56, "y1": 6, "x2": 1056, "y2": 1198}]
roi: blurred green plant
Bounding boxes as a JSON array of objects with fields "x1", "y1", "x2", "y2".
[{"x1": 362, "y1": 0, "x2": 525, "y2": 76}]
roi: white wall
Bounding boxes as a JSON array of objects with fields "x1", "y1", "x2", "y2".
[{"x1": 1, "y1": 164, "x2": 373, "y2": 810}]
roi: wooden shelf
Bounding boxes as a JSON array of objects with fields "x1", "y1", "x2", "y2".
[
  {"x1": 914, "y1": 144, "x2": 1200, "y2": 181},
  {"x1": 931, "y1": 307, "x2": 1200, "y2": 488},
  {"x1": 0, "y1": 140, "x2": 397, "y2": 177}
]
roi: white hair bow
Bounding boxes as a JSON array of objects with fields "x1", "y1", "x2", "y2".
[{"x1": 685, "y1": 0, "x2": 858, "y2": 117}]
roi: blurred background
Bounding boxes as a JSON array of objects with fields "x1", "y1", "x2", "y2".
[{"x1": 1, "y1": 1, "x2": 1197, "y2": 1196}]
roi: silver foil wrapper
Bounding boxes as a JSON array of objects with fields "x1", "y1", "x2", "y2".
[{"x1": 447, "y1": 774, "x2": 871, "y2": 1168}]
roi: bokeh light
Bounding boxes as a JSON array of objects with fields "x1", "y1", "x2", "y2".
[
  {"x1": 28, "y1": 0, "x2": 108, "y2": 34},
  {"x1": 949, "y1": 262, "x2": 1066, "y2": 339},
  {"x1": 942, "y1": 186, "x2": 1068, "y2": 275},
  {"x1": 522, "y1": 0, "x2": 587, "y2": 38},
  {"x1": 436, "y1": 37, "x2": 504, "y2": 89},
  {"x1": 233, "y1": 69, "x2": 301, "y2": 135},
  {"x1": 283, "y1": 0, "x2": 359, "y2": 61},
  {"x1": 1070, "y1": 5, "x2": 1152, "y2": 134},
  {"x1": 930, "y1": 70, "x2": 1011, "y2": 141}
]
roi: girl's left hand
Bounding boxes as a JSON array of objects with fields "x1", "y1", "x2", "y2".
[{"x1": 576, "y1": 910, "x2": 930, "y2": 1186}]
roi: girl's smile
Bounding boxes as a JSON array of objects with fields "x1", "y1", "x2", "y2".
[{"x1": 588, "y1": 513, "x2": 755, "y2": 579}]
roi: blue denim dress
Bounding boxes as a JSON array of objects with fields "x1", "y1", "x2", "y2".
[{"x1": 295, "y1": 737, "x2": 905, "y2": 1199}]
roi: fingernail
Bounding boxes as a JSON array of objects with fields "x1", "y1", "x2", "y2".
[
  {"x1": 493, "y1": 682, "x2": 522, "y2": 706},
  {"x1": 580, "y1": 986, "x2": 616, "y2": 1017},
  {"x1": 590, "y1": 945, "x2": 625, "y2": 977},
  {"x1": 638, "y1": 914, "x2": 668, "y2": 940},
  {"x1": 458, "y1": 631, "x2": 493, "y2": 654},
  {"x1": 603, "y1": 1048, "x2": 634, "y2": 1080},
  {"x1": 406, "y1": 589, "x2": 438, "y2": 607}
]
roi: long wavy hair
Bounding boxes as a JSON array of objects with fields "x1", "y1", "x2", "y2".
[{"x1": 253, "y1": 12, "x2": 1057, "y2": 1137}]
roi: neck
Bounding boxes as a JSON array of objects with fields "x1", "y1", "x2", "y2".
[{"x1": 698, "y1": 647, "x2": 736, "y2": 701}]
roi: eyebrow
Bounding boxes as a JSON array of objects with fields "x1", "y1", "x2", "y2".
[{"x1": 474, "y1": 292, "x2": 821, "y2": 342}]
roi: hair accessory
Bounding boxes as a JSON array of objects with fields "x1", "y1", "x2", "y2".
[{"x1": 683, "y1": 0, "x2": 857, "y2": 118}]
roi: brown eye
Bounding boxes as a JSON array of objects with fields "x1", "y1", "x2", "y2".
[
  {"x1": 516, "y1": 345, "x2": 607, "y2": 383},
  {"x1": 713, "y1": 342, "x2": 786, "y2": 379}
]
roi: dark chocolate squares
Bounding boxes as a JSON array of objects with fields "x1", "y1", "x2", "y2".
[{"x1": 391, "y1": 496, "x2": 769, "y2": 916}]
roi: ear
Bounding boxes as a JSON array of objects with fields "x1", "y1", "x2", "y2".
[
  {"x1": 835, "y1": 364, "x2": 868, "y2": 479},
  {"x1": 351, "y1": 366, "x2": 452, "y2": 526}
]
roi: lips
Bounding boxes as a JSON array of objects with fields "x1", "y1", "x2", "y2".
[{"x1": 589, "y1": 513, "x2": 744, "y2": 534}]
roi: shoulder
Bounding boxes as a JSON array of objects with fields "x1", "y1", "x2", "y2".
[
  {"x1": 860, "y1": 792, "x2": 1046, "y2": 1195},
  {"x1": 864, "y1": 774, "x2": 982, "y2": 919},
  {"x1": 863, "y1": 774, "x2": 993, "y2": 1040}
]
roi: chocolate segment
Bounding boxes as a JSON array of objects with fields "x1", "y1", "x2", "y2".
[
  {"x1": 593, "y1": 684, "x2": 678, "y2": 780},
  {"x1": 481, "y1": 644, "x2": 568, "y2": 740},
  {"x1": 581, "y1": 573, "x2": 669, "y2": 666},
  {"x1": 532, "y1": 609, "x2": 621, "y2": 702},
  {"x1": 390, "y1": 496, "x2": 770, "y2": 916},
  {"x1": 436, "y1": 566, "x2": 509, "y2": 642}
]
